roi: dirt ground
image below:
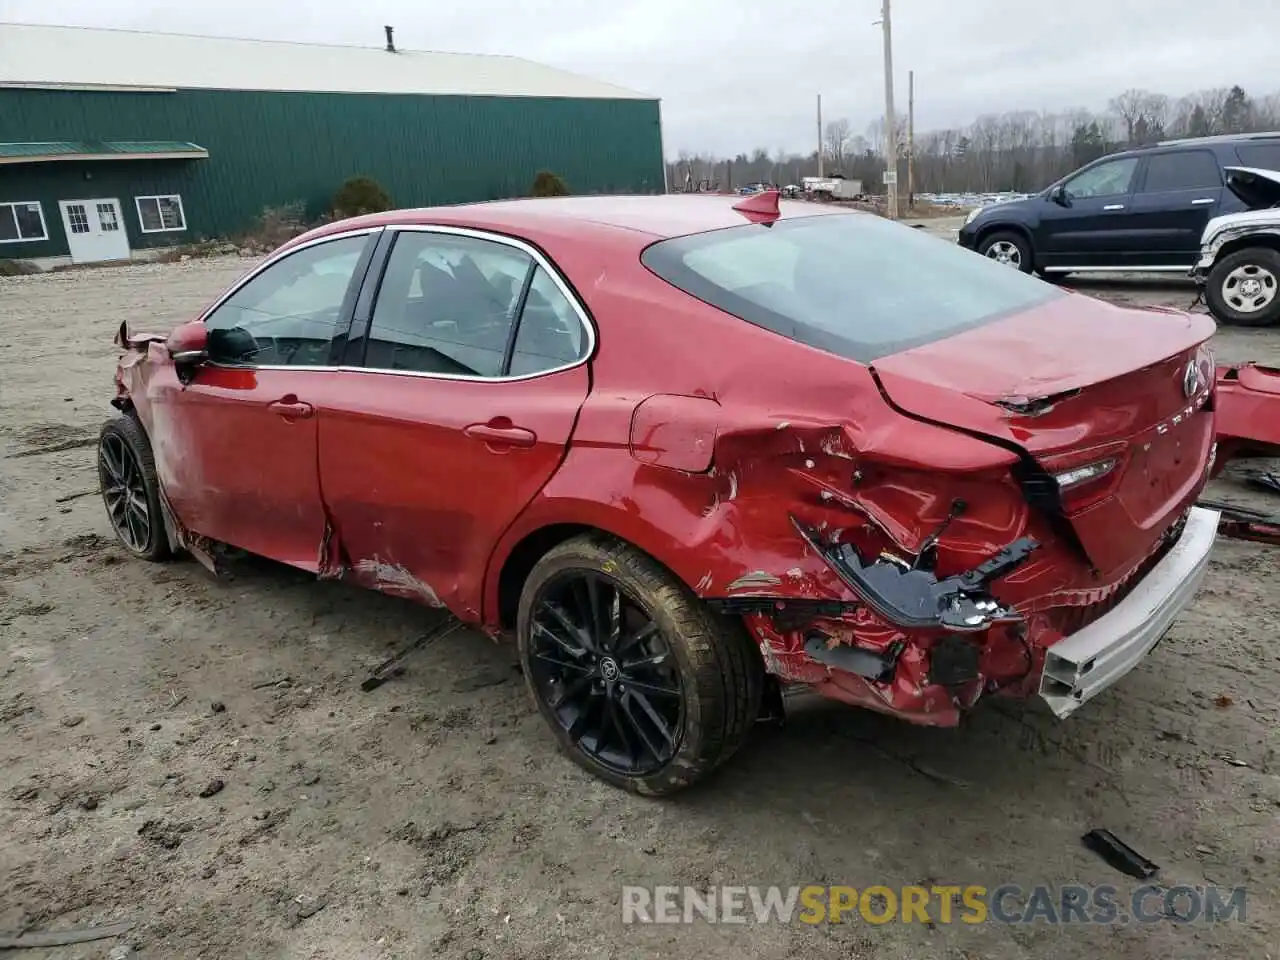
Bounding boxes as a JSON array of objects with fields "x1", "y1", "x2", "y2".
[{"x1": 1, "y1": 249, "x2": 1277, "y2": 960}]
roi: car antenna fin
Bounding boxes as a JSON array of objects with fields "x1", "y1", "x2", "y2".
[{"x1": 731, "y1": 189, "x2": 781, "y2": 224}]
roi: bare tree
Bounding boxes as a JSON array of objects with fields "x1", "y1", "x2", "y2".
[
  {"x1": 666, "y1": 82, "x2": 1280, "y2": 197},
  {"x1": 824, "y1": 119, "x2": 852, "y2": 173}
]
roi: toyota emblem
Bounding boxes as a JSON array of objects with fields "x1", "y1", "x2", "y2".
[{"x1": 1183, "y1": 360, "x2": 1203, "y2": 399}]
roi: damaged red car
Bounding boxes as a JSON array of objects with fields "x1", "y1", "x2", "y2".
[{"x1": 102, "y1": 192, "x2": 1220, "y2": 795}]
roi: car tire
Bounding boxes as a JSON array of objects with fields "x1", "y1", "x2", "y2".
[
  {"x1": 516, "y1": 533, "x2": 762, "y2": 796},
  {"x1": 978, "y1": 230, "x2": 1034, "y2": 273},
  {"x1": 97, "y1": 414, "x2": 172, "y2": 562},
  {"x1": 1206, "y1": 247, "x2": 1280, "y2": 327}
]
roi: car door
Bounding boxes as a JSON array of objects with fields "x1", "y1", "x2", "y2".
[
  {"x1": 315, "y1": 226, "x2": 593, "y2": 618},
  {"x1": 1125, "y1": 149, "x2": 1224, "y2": 267},
  {"x1": 145, "y1": 230, "x2": 378, "y2": 569},
  {"x1": 1035, "y1": 155, "x2": 1142, "y2": 269}
]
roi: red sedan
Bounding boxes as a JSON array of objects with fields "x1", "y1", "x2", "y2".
[{"x1": 103, "y1": 192, "x2": 1220, "y2": 795}]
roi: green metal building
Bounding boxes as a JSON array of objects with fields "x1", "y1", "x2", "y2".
[{"x1": 0, "y1": 23, "x2": 665, "y2": 266}]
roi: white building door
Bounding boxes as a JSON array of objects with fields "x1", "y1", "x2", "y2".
[{"x1": 59, "y1": 199, "x2": 131, "y2": 264}]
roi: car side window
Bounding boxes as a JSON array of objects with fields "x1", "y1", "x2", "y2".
[
  {"x1": 365, "y1": 231, "x2": 532, "y2": 377},
  {"x1": 1140, "y1": 151, "x2": 1221, "y2": 192},
  {"x1": 1063, "y1": 157, "x2": 1139, "y2": 200},
  {"x1": 1236, "y1": 143, "x2": 1280, "y2": 168},
  {"x1": 508, "y1": 267, "x2": 590, "y2": 376},
  {"x1": 204, "y1": 235, "x2": 368, "y2": 367}
]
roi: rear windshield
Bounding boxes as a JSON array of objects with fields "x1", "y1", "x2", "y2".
[{"x1": 641, "y1": 213, "x2": 1064, "y2": 363}]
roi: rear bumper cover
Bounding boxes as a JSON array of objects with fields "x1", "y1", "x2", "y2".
[{"x1": 1038, "y1": 505, "x2": 1218, "y2": 718}]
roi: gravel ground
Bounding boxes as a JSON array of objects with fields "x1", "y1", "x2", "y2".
[{"x1": 1, "y1": 251, "x2": 1277, "y2": 960}]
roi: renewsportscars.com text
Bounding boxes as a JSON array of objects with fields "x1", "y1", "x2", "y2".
[{"x1": 621, "y1": 884, "x2": 1247, "y2": 925}]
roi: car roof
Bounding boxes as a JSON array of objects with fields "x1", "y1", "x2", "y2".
[
  {"x1": 1106, "y1": 133, "x2": 1280, "y2": 162},
  {"x1": 306, "y1": 194, "x2": 847, "y2": 245}
]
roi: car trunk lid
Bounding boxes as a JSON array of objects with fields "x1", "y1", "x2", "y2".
[{"x1": 871, "y1": 295, "x2": 1217, "y2": 574}]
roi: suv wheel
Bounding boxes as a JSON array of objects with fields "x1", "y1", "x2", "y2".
[
  {"x1": 516, "y1": 533, "x2": 762, "y2": 796},
  {"x1": 1206, "y1": 247, "x2": 1280, "y2": 327},
  {"x1": 978, "y1": 231, "x2": 1033, "y2": 273}
]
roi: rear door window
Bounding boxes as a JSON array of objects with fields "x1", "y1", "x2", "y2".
[
  {"x1": 361, "y1": 230, "x2": 591, "y2": 378},
  {"x1": 1139, "y1": 151, "x2": 1221, "y2": 192},
  {"x1": 364, "y1": 231, "x2": 532, "y2": 377},
  {"x1": 642, "y1": 213, "x2": 1065, "y2": 364},
  {"x1": 508, "y1": 266, "x2": 591, "y2": 376}
]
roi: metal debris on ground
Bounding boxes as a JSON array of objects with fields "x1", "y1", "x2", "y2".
[
  {"x1": 1081, "y1": 828, "x2": 1159, "y2": 879},
  {"x1": 1198, "y1": 497, "x2": 1280, "y2": 546},
  {"x1": 361, "y1": 619, "x2": 464, "y2": 692}
]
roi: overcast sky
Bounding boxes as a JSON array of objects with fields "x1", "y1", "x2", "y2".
[{"x1": 5, "y1": 0, "x2": 1280, "y2": 157}]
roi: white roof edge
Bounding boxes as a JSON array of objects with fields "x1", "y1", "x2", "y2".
[{"x1": 0, "y1": 22, "x2": 656, "y2": 101}]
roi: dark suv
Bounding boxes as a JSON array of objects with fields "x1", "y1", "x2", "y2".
[{"x1": 957, "y1": 132, "x2": 1280, "y2": 276}]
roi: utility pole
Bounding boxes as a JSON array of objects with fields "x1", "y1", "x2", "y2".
[
  {"x1": 907, "y1": 70, "x2": 915, "y2": 208},
  {"x1": 816, "y1": 93, "x2": 824, "y2": 178},
  {"x1": 880, "y1": 0, "x2": 898, "y2": 219}
]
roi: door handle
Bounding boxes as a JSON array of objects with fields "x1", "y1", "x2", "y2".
[
  {"x1": 1192, "y1": 197, "x2": 1216, "y2": 205},
  {"x1": 268, "y1": 397, "x2": 314, "y2": 420},
  {"x1": 464, "y1": 419, "x2": 537, "y2": 448},
  {"x1": 1103, "y1": 204, "x2": 1125, "y2": 211}
]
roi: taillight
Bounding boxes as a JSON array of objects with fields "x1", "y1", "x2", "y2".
[
  {"x1": 1053, "y1": 458, "x2": 1118, "y2": 492},
  {"x1": 1041, "y1": 441, "x2": 1127, "y2": 512},
  {"x1": 1195, "y1": 343, "x2": 1215, "y2": 393}
]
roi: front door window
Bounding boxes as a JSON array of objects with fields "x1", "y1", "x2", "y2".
[
  {"x1": 1064, "y1": 157, "x2": 1139, "y2": 200},
  {"x1": 203, "y1": 235, "x2": 369, "y2": 367}
]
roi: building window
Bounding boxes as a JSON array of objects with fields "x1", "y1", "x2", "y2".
[
  {"x1": 97, "y1": 202, "x2": 122, "y2": 233},
  {"x1": 135, "y1": 195, "x2": 187, "y2": 233},
  {"x1": 0, "y1": 201, "x2": 49, "y2": 243},
  {"x1": 65, "y1": 204, "x2": 91, "y2": 234}
]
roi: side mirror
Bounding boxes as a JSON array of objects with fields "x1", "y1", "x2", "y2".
[
  {"x1": 166, "y1": 320, "x2": 208, "y2": 367},
  {"x1": 1050, "y1": 184, "x2": 1070, "y2": 207}
]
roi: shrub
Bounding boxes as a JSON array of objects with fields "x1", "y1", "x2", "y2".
[
  {"x1": 531, "y1": 171, "x2": 570, "y2": 197},
  {"x1": 333, "y1": 176, "x2": 393, "y2": 218},
  {"x1": 0, "y1": 259, "x2": 39, "y2": 276},
  {"x1": 230, "y1": 202, "x2": 310, "y2": 255}
]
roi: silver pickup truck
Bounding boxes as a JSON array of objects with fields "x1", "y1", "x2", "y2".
[{"x1": 1193, "y1": 166, "x2": 1280, "y2": 327}]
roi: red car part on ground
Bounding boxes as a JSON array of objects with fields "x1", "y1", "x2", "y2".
[
  {"x1": 104, "y1": 191, "x2": 1221, "y2": 794},
  {"x1": 1213, "y1": 362, "x2": 1280, "y2": 473}
]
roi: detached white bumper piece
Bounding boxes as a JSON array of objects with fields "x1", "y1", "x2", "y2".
[{"x1": 1039, "y1": 506, "x2": 1219, "y2": 718}]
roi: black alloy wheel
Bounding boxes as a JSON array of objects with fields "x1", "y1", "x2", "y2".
[
  {"x1": 98, "y1": 415, "x2": 171, "y2": 561},
  {"x1": 516, "y1": 534, "x2": 763, "y2": 796},
  {"x1": 527, "y1": 570, "x2": 684, "y2": 778}
]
